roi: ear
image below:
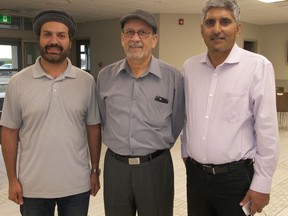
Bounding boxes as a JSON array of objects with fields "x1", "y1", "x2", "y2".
[
  {"x1": 235, "y1": 22, "x2": 242, "y2": 38},
  {"x1": 120, "y1": 34, "x2": 124, "y2": 48},
  {"x1": 200, "y1": 24, "x2": 204, "y2": 37},
  {"x1": 151, "y1": 34, "x2": 158, "y2": 48}
]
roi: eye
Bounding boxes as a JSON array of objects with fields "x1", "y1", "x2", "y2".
[
  {"x1": 220, "y1": 18, "x2": 232, "y2": 26},
  {"x1": 123, "y1": 30, "x2": 135, "y2": 37},
  {"x1": 58, "y1": 33, "x2": 67, "y2": 39},
  {"x1": 138, "y1": 30, "x2": 149, "y2": 37},
  {"x1": 204, "y1": 19, "x2": 215, "y2": 27},
  {"x1": 42, "y1": 31, "x2": 51, "y2": 37}
]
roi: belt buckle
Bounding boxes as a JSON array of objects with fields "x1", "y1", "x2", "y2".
[
  {"x1": 203, "y1": 164, "x2": 216, "y2": 175},
  {"x1": 129, "y1": 157, "x2": 140, "y2": 165}
]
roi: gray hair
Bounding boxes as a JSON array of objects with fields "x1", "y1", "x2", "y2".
[{"x1": 201, "y1": 0, "x2": 240, "y2": 23}]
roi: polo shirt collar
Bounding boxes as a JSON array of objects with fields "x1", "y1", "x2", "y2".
[
  {"x1": 33, "y1": 57, "x2": 76, "y2": 79},
  {"x1": 116, "y1": 56, "x2": 162, "y2": 79}
]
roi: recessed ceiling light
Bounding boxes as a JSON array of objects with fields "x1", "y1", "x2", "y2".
[{"x1": 258, "y1": 0, "x2": 287, "y2": 3}]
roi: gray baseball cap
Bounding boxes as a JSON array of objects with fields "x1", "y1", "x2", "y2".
[{"x1": 120, "y1": 10, "x2": 157, "y2": 34}]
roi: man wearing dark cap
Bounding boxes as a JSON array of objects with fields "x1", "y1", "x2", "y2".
[
  {"x1": 97, "y1": 9, "x2": 185, "y2": 216},
  {"x1": 0, "y1": 9, "x2": 101, "y2": 216}
]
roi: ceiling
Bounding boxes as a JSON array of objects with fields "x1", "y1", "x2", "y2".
[{"x1": 1, "y1": 0, "x2": 288, "y2": 25}]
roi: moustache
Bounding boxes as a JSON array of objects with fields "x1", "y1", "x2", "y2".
[
  {"x1": 129, "y1": 43, "x2": 143, "y2": 48},
  {"x1": 211, "y1": 35, "x2": 225, "y2": 40},
  {"x1": 45, "y1": 44, "x2": 63, "y2": 51}
]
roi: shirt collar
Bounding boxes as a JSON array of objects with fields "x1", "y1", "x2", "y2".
[
  {"x1": 200, "y1": 43, "x2": 241, "y2": 66},
  {"x1": 116, "y1": 56, "x2": 162, "y2": 79},
  {"x1": 33, "y1": 56, "x2": 76, "y2": 79}
]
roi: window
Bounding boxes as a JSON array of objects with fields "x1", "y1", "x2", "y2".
[
  {"x1": 243, "y1": 40, "x2": 258, "y2": 53},
  {"x1": 0, "y1": 38, "x2": 21, "y2": 114},
  {"x1": 0, "y1": 40, "x2": 21, "y2": 77},
  {"x1": 76, "y1": 40, "x2": 90, "y2": 72}
]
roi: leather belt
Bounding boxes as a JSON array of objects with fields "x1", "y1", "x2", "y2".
[
  {"x1": 108, "y1": 149, "x2": 167, "y2": 165},
  {"x1": 190, "y1": 158, "x2": 254, "y2": 175}
]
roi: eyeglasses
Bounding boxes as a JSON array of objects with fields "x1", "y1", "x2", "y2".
[{"x1": 122, "y1": 30, "x2": 151, "y2": 39}]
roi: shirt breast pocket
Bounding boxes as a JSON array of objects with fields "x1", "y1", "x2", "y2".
[
  {"x1": 143, "y1": 99, "x2": 172, "y2": 128},
  {"x1": 222, "y1": 92, "x2": 249, "y2": 123}
]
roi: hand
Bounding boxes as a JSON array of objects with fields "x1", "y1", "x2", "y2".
[
  {"x1": 90, "y1": 173, "x2": 100, "y2": 196},
  {"x1": 240, "y1": 189, "x2": 270, "y2": 215},
  {"x1": 8, "y1": 179, "x2": 23, "y2": 205}
]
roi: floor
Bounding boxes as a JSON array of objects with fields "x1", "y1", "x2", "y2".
[{"x1": 1, "y1": 130, "x2": 288, "y2": 216}]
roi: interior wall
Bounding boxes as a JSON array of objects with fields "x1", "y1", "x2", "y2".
[
  {"x1": 158, "y1": 14, "x2": 206, "y2": 70},
  {"x1": 0, "y1": 29, "x2": 36, "y2": 41},
  {"x1": 236, "y1": 22, "x2": 262, "y2": 51},
  {"x1": 76, "y1": 19, "x2": 124, "y2": 79},
  {"x1": 1, "y1": 14, "x2": 288, "y2": 84},
  {"x1": 260, "y1": 24, "x2": 288, "y2": 81}
]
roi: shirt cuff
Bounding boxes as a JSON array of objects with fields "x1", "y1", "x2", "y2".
[{"x1": 250, "y1": 173, "x2": 273, "y2": 194}]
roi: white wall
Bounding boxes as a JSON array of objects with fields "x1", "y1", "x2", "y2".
[
  {"x1": 260, "y1": 24, "x2": 288, "y2": 80},
  {"x1": 76, "y1": 19, "x2": 125, "y2": 79},
  {"x1": 1, "y1": 13, "x2": 288, "y2": 83},
  {"x1": 158, "y1": 14, "x2": 206, "y2": 70}
]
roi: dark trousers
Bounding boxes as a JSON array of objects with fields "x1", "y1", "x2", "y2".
[
  {"x1": 20, "y1": 191, "x2": 90, "y2": 216},
  {"x1": 104, "y1": 149, "x2": 174, "y2": 216},
  {"x1": 186, "y1": 158, "x2": 254, "y2": 216}
]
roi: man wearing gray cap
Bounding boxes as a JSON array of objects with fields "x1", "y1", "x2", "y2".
[
  {"x1": 97, "y1": 9, "x2": 185, "y2": 216},
  {"x1": 0, "y1": 9, "x2": 101, "y2": 216}
]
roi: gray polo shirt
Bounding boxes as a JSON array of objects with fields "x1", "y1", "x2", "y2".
[
  {"x1": 97, "y1": 56, "x2": 185, "y2": 156},
  {"x1": 0, "y1": 57, "x2": 100, "y2": 198}
]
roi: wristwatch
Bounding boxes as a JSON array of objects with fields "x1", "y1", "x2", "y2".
[{"x1": 91, "y1": 168, "x2": 101, "y2": 176}]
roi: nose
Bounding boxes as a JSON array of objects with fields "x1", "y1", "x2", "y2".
[
  {"x1": 49, "y1": 33, "x2": 60, "y2": 44},
  {"x1": 131, "y1": 32, "x2": 141, "y2": 40},
  {"x1": 213, "y1": 22, "x2": 221, "y2": 34}
]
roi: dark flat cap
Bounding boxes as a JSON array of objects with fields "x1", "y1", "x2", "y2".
[
  {"x1": 32, "y1": 9, "x2": 77, "y2": 37},
  {"x1": 120, "y1": 10, "x2": 158, "y2": 34}
]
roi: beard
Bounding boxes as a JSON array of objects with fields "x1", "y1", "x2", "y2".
[
  {"x1": 126, "y1": 50, "x2": 145, "y2": 61},
  {"x1": 125, "y1": 42, "x2": 147, "y2": 61},
  {"x1": 39, "y1": 44, "x2": 70, "y2": 64}
]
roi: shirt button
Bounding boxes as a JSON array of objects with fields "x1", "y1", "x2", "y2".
[
  {"x1": 204, "y1": 115, "x2": 209, "y2": 119},
  {"x1": 202, "y1": 137, "x2": 206, "y2": 140}
]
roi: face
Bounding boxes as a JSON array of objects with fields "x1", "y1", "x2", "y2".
[
  {"x1": 38, "y1": 22, "x2": 71, "y2": 64},
  {"x1": 201, "y1": 7, "x2": 241, "y2": 57},
  {"x1": 121, "y1": 19, "x2": 158, "y2": 62}
]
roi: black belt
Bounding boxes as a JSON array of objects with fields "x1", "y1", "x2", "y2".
[
  {"x1": 108, "y1": 149, "x2": 166, "y2": 165},
  {"x1": 190, "y1": 158, "x2": 254, "y2": 175}
]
